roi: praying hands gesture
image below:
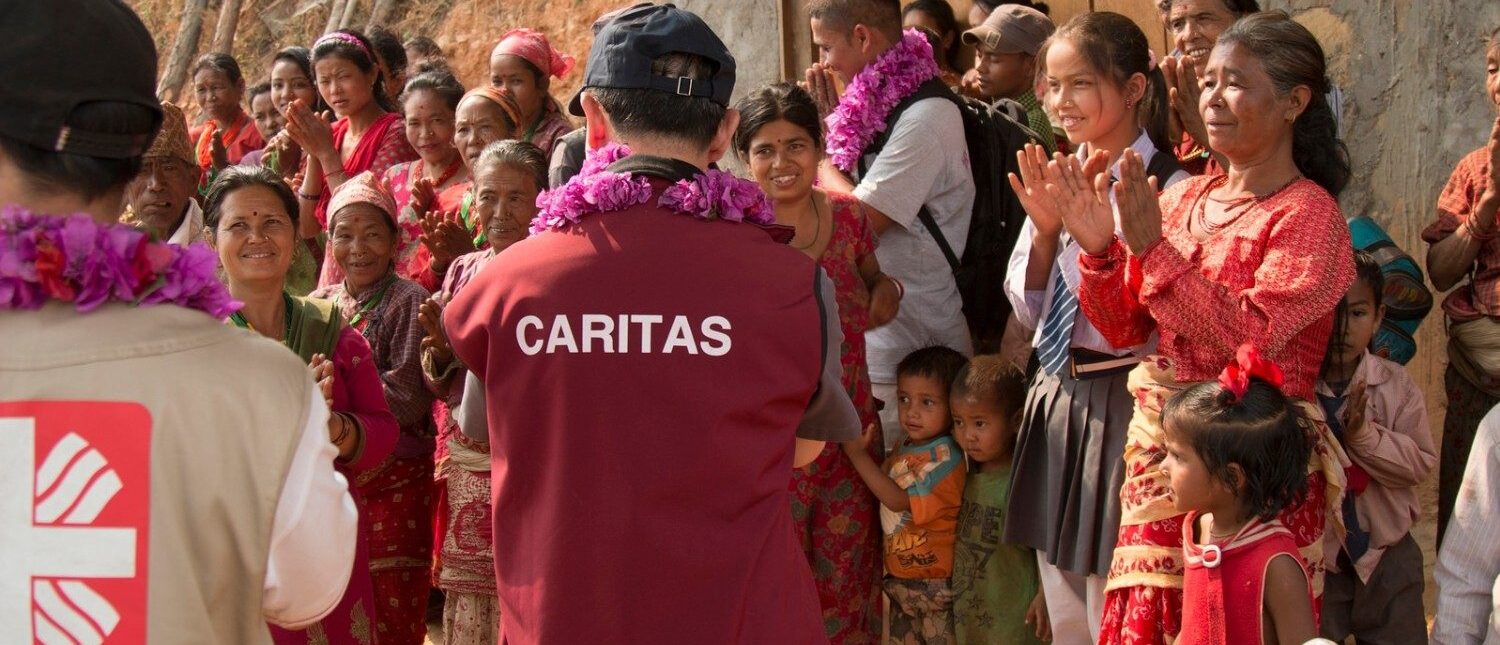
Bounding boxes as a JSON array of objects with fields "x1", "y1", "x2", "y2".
[
  {"x1": 410, "y1": 177, "x2": 439, "y2": 219},
  {"x1": 310, "y1": 353, "x2": 336, "y2": 409},
  {"x1": 417, "y1": 293, "x2": 452, "y2": 362},
  {"x1": 418, "y1": 209, "x2": 475, "y2": 275},
  {"x1": 282, "y1": 99, "x2": 337, "y2": 167},
  {"x1": 1114, "y1": 150, "x2": 1165, "y2": 256},
  {"x1": 1477, "y1": 116, "x2": 1500, "y2": 233},
  {"x1": 263, "y1": 130, "x2": 303, "y2": 178},
  {"x1": 802, "y1": 63, "x2": 840, "y2": 120},
  {"x1": 210, "y1": 128, "x2": 229, "y2": 171},
  {"x1": 1342, "y1": 380, "x2": 1369, "y2": 440},
  {"x1": 1162, "y1": 57, "x2": 1228, "y2": 170}
]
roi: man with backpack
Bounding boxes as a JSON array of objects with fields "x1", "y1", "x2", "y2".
[{"x1": 808, "y1": 0, "x2": 1046, "y2": 448}]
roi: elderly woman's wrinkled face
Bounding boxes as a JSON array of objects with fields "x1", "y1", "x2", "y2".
[
  {"x1": 126, "y1": 156, "x2": 198, "y2": 239},
  {"x1": 1198, "y1": 42, "x2": 1304, "y2": 164},
  {"x1": 213, "y1": 185, "x2": 297, "y2": 287},
  {"x1": 471, "y1": 161, "x2": 539, "y2": 252},
  {"x1": 194, "y1": 66, "x2": 243, "y2": 122},
  {"x1": 454, "y1": 96, "x2": 513, "y2": 170},
  {"x1": 330, "y1": 205, "x2": 396, "y2": 294}
]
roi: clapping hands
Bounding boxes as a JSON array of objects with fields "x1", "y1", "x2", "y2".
[{"x1": 418, "y1": 210, "x2": 476, "y2": 273}]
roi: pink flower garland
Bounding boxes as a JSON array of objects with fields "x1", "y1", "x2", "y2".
[
  {"x1": 825, "y1": 29, "x2": 942, "y2": 174},
  {"x1": 530, "y1": 143, "x2": 775, "y2": 235},
  {"x1": 0, "y1": 206, "x2": 240, "y2": 319}
]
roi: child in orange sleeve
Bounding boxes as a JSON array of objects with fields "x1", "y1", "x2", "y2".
[{"x1": 846, "y1": 345, "x2": 968, "y2": 643}]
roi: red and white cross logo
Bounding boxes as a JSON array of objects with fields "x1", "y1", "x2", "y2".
[{"x1": 1, "y1": 402, "x2": 151, "y2": 643}]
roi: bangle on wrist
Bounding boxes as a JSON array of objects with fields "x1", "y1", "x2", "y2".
[
  {"x1": 331, "y1": 412, "x2": 351, "y2": 445},
  {"x1": 323, "y1": 168, "x2": 346, "y2": 181},
  {"x1": 298, "y1": 191, "x2": 320, "y2": 201},
  {"x1": 1465, "y1": 216, "x2": 1499, "y2": 242}
]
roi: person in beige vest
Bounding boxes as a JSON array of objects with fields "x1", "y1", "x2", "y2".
[{"x1": 0, "y1": 1, "x2": 358, "y2": 643}]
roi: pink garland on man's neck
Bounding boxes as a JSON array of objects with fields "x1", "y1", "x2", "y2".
[
  {"x1": 529, "y1": 142, "x2": 775, "y2": 235},
  {"x1": 0, "y1": 206, "x2": 240, "y2": 319},
  {"x1": 825, "y1": 29, "x2": 942, "y2": 174}
]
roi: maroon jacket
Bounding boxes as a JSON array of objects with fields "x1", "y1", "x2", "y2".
[{"x1": 446, "y1": 156, "x2": 857, "y2": 644}]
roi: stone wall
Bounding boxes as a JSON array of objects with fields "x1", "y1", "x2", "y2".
[{"x1": 1266, "y1": 0, "x2": 1499, "y2": 608}]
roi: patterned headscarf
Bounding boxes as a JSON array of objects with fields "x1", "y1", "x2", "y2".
[
  {"x1": 491, "y1": 28, "x2": 575, "y2": 79},
  {"x1": 327, "y1": 171, "x2": 398, "y2": 231},
  {"x1": 146, "y1": 102, "x2": 194, "y2": 166},
  {"x1": 461, "y1": 86, "x2": 523, "y2": 132}
]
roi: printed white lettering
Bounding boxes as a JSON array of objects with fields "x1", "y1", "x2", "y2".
[
  {"x1": 546, "y1": 314, "x2": 578, "y2": 354},
  {"x1": 663, "y1": 316, "x2": 699, "y2": 355},
  {"x1": 630, "y1": 314, "x2": 663, "y2": 353},
  {"x1": 514, "y1": 313, "x2": 734, "y2": 356},
  {"x1": 581, "y1": 315, "x2": 616, "y2": 353},
  {"x1": 517, "y1": 316, "x2": 545, "y2": 355},
  {"x1": 700, "y1": 316, "x2": 732, "y2": 356}
]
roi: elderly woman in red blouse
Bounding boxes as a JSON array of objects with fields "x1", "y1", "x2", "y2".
[{"x1": 1037, "y1": 13, "x2": 1352, "y2": 645}]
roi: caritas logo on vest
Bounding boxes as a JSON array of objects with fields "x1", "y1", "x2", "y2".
[{"x1": 0, "y1": 402, "x2": 151, "y2": 643}]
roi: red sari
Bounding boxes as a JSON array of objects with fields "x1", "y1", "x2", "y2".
[
  {"x1": 789, "y1": 191, "x2": 882, "y2": 643},
  {"x1": 1076, "y1": 175, "x2": 1353, "y2": 645},
  {"x1": 267, "y1": 303, "x2": 399, "y2": 645},
  {"x1": 316, "y1": 113, "x2": 418, "y2": 288}
]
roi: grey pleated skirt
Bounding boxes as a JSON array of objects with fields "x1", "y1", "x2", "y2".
[{"x1": 1002, "y1": 366, "x2": 1133, "y2": 577}]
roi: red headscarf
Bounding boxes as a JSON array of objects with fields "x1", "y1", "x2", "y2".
[{"x1": 492, "y1": 28, "x2": 575, "y2": 79}]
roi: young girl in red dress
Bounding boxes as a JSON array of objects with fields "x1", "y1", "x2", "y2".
[{"x1": 1160, "y1": 346, "x2": 1318, "y2": 645}]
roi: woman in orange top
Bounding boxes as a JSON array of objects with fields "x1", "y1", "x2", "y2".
[{"x1": 191, "y1": 53, "x2": 266, "y2": 172}]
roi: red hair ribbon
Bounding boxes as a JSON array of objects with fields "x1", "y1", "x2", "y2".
[{"x1": 1216, "y1": 344, "x2": 1285, "y2": 402}]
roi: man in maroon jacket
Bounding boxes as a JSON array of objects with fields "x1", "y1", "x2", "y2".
[{"x1": 444, "y1": 5, "x2": 860, "y2": 644}]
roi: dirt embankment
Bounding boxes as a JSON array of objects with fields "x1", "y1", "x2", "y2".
[{"x1": 127, "y1": 0, "x2": 618, "y2": 121}]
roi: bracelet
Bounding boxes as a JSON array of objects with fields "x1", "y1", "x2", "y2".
[
  {"x1": 1465, "y1": 216, "x2": 1499, "y2": 242},
  {"x1": 322, "y1": 168, "x2": 347, "y2": 181},
  {"x1": 297, "y1": 191, "x2": 321, "y2": 201},
  {"x1": 883, "y1": 274, "x2": 904, "y2": 299},
  {"x1": 331, "y1": 412, "x2": 351, "y2": 445}
]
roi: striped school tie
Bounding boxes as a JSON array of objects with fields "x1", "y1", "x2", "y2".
[{"x1": 1036, "y1": 268, "x2": 1078, "y2": 375}]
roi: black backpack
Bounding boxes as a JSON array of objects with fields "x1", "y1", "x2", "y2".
[{"x1": 858, "y1": 78, "x2": 1040, "y2": 354}]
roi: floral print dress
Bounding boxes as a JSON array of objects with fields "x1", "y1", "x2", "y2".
[{"x1": 790, "y1": 190, "x2": 883, "y2": 644}]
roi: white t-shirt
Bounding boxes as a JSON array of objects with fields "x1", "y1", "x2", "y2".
[{"x1": 853, "y1": 97, "x2": 976, "y2": 382}]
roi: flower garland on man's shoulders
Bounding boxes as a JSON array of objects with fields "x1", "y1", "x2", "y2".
[
  {"x1": 0, "y1": 205, "x2": 240, "y2": 319},
  {"x1": 529, "y1": 142, "x2": 776, "y2": 235},
  {"x1": 824, "y1": 28, "x2": 942, "y2": 174}
]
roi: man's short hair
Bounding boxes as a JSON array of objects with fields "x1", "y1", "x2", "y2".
[
  {"x1": 808, "y1": 0, "x2": 903, "y2": 42},
  {"x1": 588, "y1": 52, "x2": 727, "y2": 150},
  {"x1": 0, "y1": 101, "x2": 158, "y2": 201}
]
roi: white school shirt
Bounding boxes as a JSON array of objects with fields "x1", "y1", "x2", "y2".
[
  {"x1": 1002, "y1": 130, "x2": 1186, "y2": 356},
  {"x1": 855, "y1": 97, "x2": 977, "y2": 382}
]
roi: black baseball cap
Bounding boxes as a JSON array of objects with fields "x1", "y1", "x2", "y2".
[
  {"x1": 0, "y1": 0, "x2": 163, "y2": 159},
  {"x1": 568, "y1": 3, "x2": 736, "y2": 117}
]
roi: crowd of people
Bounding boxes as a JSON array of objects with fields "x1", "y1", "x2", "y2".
[{"x1": 3, "y1": 0, "x2": 1500, "y2": 643}]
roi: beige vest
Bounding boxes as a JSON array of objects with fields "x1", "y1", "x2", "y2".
[{"x1": 0, "y1": 302, "x2": 313, "y2": 644}]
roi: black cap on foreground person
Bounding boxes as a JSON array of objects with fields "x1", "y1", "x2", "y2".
[
  {"x1": 442, "y1": 4, "x2": 861, "y2": 643},
  {"x1": 0, "y1": 2, "x2": 360, "y2": 643},
  {"x1": 0, "y1": 0, "x2": 163, "y2": 220}
]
